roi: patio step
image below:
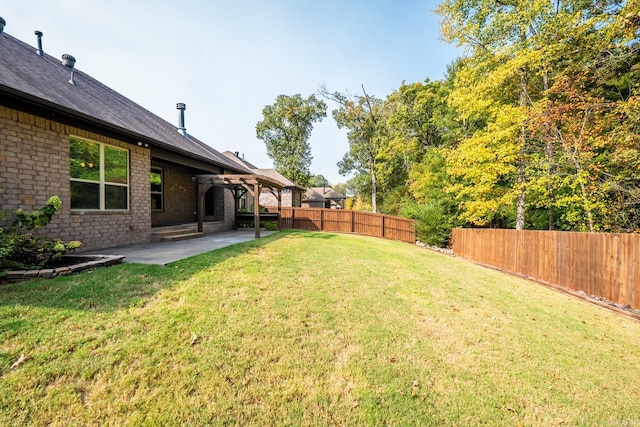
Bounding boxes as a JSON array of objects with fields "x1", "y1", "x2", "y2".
[
  {"x1": 158, "y1": 232, "x2": 204, "y2": 242},
  {"x1": 152, "y1": 224, "x2": 199, "y2": 242}
]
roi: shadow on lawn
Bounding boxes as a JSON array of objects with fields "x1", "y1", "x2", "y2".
[{"x1": 0, "y1": 232, "x2": 288, "y2": 313}]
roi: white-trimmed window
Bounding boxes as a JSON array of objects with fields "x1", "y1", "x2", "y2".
[
  {"x1": 150, "y1": 167, "x2": 163, "y2": 211},
  {"x1": 70, "y1": 136, "x2": 129, "y2": 210}
]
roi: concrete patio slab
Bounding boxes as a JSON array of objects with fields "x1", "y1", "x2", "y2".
[{"x1": 82, "y1": 230, "x2": 277, "y2": 265}]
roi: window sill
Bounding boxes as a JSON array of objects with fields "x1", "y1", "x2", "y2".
[{"x1": 71, "y1": 210, "x2": 130, "y2": 215}]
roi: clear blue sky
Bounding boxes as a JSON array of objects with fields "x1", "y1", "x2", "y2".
[{"x1": 2, "y1": 0, "x2": 460, "y2": 184}]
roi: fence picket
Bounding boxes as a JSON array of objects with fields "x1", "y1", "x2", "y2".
[
  {"x1": 451, "y1": 228, "x2": 640, "y2": 310},
  {"x1": 278, "y1": 208, "x2": 415, "y2": 244}
]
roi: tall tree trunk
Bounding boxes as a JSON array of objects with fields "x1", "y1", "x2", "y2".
[
  {"x1": 543, "y1": 73, "x2": 556, "y2": 230},
  {"x1": 579, "y1": 180, "x2": 595, "y2": 232},
  {"x1": 516, "y1": 70, "x2": 528, "y2": 230},
  {"x1": 516, "y1": 153, "x2": 526, "y2": 230},
  {"x1": 558, "y1": 108, "x2": 596, "y2": 232},
  {"x1": 371, "y1": 159, "x2": 377, "y2": 213}
]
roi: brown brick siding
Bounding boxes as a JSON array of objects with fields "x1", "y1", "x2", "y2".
[
  {"x1": 150, "y1": 162, "x2": 198, "y2": 226},
  {"x1": 259, "y1": 188, "x2": 303, "y2": 207},
  {"x1": 149, "y1": 161, "x2": 235, "y2": 231},
  {"x1": 0, "y1": 106, "x2": 150, "y2": 251},
  {"x1": 201, "y1": 189, "x2": 235, "y2": 233},
  {"x1": 260, "y1": 190, "x2": 285, "y2": 207}
]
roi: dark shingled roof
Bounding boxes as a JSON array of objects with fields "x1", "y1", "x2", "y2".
[
  {"x1": 222, "y1": 151, "x2": 259, "y2": 170},
  {"x1": 0, "y1": 30, "x2": 244, "y2": 172},
  {"x1": 252, "y1": 169, "x2": 306, "y2": 191},
  {"x1": 222, "y1": 151, "x2": 306, "y2": 190},
  {"x1": 305, "y1": 187, "x2": 347, "y2": 202}
]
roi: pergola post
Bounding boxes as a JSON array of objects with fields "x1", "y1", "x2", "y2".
[
  {"x1": 193, "y1": 174, "x2": 284, "y2": 239},
  {"x1": 196, "y1": 182, "x2": 214, "y2": 233},
  {"x1": 277, "y1": 189, "x2": 282, "y2": 230},
  {"x1": 254, "y1": 182, "x2": 261, "y2": 238},
  {"x1": 197, "y1": 183, "x2": 205, "y2": 233}
]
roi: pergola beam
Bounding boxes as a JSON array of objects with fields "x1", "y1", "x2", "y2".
[{"x1": 194, "y1": 174, "x2": 285, "y2": 237}]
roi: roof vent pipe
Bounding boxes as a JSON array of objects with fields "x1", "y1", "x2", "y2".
[
  {"x1": 61, "y1": 54, "x2": 77, "y2": 86},
  {"x1": 0, "y1": 18, "x2": 6, "y2": 34},
  {"x1": 34, "y1": 31, "x2": 44, "y2": 56},
  {"x1": 176, "y1": 103, "x2": 187, "y2": 136}
]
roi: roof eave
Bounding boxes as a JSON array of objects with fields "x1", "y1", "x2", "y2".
[{"x1": 0, "y1": 84, "x2": 244, "y2": 172}]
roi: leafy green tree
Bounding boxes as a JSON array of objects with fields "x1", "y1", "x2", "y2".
[
  {"x1": 377, "y1": 76, "x2": 461, "y2": 214},
  {"x1": 321, "y1": 85, "x2": 385, "y2": 212},
  {"x1": 308, "y1": 174, "x2": 329, "y2": 187},
  {"x1": 438, "y1": 0, "x2": 633, "y2": 230},
  {"x1": 256, "y1": 94, "x2": 327, "y2": 187},
  {"x1": 332, "y1": 182, "x2": 348, "y2": 196}
]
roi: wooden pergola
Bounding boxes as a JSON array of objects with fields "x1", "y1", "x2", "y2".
[{"x1": 193, "y1": 174, "x2": 284, "y2": 238}]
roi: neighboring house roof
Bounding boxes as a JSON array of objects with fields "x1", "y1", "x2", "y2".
[
  {"x1": 305, "y1": 186, "x2": 347, "y2": 202},
  {"x1": 0, "y1": 30, "x2": 244, "y2": 173},
  {"x1": 252, "y1": 169, "x2": 306, "y2": 191},
  {"x1": 222, "y1": 151, "x2": 306, "y2": 191},
  {"x1": 223, "y1": 151, "x2": 258, "y2": 170}
]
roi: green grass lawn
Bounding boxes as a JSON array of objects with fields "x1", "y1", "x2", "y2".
[{"x1": 2, "y1": 230, "x2": 640, "y2": 426}]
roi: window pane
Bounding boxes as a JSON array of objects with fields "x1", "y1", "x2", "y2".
[
  {"x1": 70, "y1": 138, "x2": 100, "y2": 181},
  {"x1": 105, "y1": 185, "x2": 128, "y2": 210},
  {"x1": 71, "y1": 181, "x2": 99, "y2": 209},
  {"x1": 104, "y1": 146, "x2": 128, "y2": 184},
  {"x1": 150, "y1": 168, "x2": 162, "y2": 192},
  {"x1": 151, "y1": 193, "x2": 163, "y2": 210}
]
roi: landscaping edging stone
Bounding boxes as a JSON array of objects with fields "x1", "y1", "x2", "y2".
[{"x1": 1, "y1": 255, "x2": 125, "y2": 283}]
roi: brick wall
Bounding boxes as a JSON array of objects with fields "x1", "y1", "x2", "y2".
[
  {"x1": 151, "y1": 162, "x2": 198, "y2": 226},
  {"x1": 258, "y1": 188, "x2": 303, "y2": 207},
  {"x1": 0, "y1": 106, "x2": 151, "y2": 251},
  {"x1": 202, "y1": 189, "x2": 235, "y2": 233},
  {"x1": 150, "y1": 162, "x2": 233, "y2": 230},
  {"x1": 260, "y1": 189, "x2": 287, "y2": 207}
]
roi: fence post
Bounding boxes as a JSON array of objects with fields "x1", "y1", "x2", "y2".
[
  {"x1": 284, "y1": 208, "x2": 413, "y2": 243},
  {"x1": 351, "y1": 211, "x2": 355, "y2": 233},
  {"x1": 292, "y1": 207, "x2": 295, "y2": 229}
]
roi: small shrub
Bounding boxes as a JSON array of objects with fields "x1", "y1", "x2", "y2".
[
  {"x1": 0, "y1": 196, "x2": 83, "y2": 271},
  {"x1": 402, "y1": 200, "x2": 460, "y2": 247},
  {"x1": 263, "y1": 221, "x2": 279, "y2": 231}
]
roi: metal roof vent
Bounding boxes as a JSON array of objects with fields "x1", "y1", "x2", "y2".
[
  {"x1": 35, "y1": 31, "x2": 44, "y2": 56},
  {"x1": 0, "y1": 17, "x2": 6, "y2": 34},
  {"x1": 176, "y1": 103, "x2": 187, "y2": 136},
  {"x1": 61, "y1": 54, "x2": 77, "y2": 86},
  {"x1": 62, "y1": 53, "x2": 76, "y2": 68}
]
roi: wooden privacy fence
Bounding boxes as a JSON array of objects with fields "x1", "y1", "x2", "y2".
[
  {"x1": 451, "y1": 228, "x2": 640, "y2": 309},
  {"x1": 278, "y1": 207, "x2": 415, "y2": 244}
]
